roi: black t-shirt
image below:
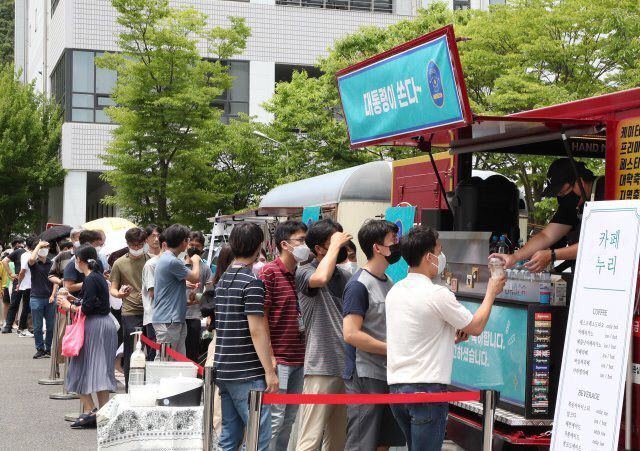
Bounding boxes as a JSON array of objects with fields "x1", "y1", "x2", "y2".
[
  {"x1": 8, "y1": 248, "x2": 26, "y2": 274},
  {"x1": 550, "y1": 177, "x2": 605, "y2": 245},
  {"x1": 29, "y1": 258, "x2": 53, "y2": 298},
  {"x1": 80, "y1": 272, "x2": 110, "y2": 316}
]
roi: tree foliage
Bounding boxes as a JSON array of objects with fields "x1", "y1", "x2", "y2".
[
  {"x1": 0, "y1": 64, "x2": 64, "y2": 243},
  {"x1": 98, "y1": 0, "x2": 251, "y2": 228},
  {"x1": 0, "y1": 0, "x2": 13, "y2": 66},
  {"x1": 265, "y1": 0, "x2": 640, "y2": 224}
]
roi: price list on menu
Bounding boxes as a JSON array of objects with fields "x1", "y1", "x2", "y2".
[{"x1": 551, "y1": 201, "x2": 640, "y2": 451}]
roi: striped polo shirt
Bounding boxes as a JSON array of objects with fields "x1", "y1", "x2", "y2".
[
  {"x1": 259, "y1": 258, "x2": 305, "y2": 366},
  {"x1": 214, "y1": 266, "x2": 266, "y2": 382}
]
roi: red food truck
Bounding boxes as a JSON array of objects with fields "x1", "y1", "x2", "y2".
[{"x1": 336, "y1": 24, "x2": 640, "y2": 450}]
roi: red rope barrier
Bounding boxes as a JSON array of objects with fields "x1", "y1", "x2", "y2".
[
  {"x1": 262, "y1": 391, "x2": 481, "y2": 405},
  {"x1": 139, "y1": 334, "x2": 204, "y2": 376}
]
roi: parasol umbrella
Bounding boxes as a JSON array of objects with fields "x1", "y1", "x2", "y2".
[
  {"x1": 39, "y1": 225, "x2": 72, "y2": 242},
  {"x1": 101, "y1": 229, "x2": 129, "y2": 257},
  {"x1": 82, "y1": 217, "x2": 137, "y2": 234}
]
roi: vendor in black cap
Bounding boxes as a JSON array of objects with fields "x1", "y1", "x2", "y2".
[{"x1": 490, "y1": 157, "x2": 603, "y2": 272}]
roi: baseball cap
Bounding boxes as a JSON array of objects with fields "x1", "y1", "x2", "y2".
[{"x1": 542, "y1": 158, "x2": 587, "y2": 197}]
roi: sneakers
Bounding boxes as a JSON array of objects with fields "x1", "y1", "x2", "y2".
[
  {"x1": 1, "y1": 328, "x2": 11, "y2": 334},
  {"x1": 17, "y1": 329, "x2": 34, "y2": 337},
  {"x1": 33, "y1": 349, "x2": 46, "y2": 359},
  {"x1": 44, "y1": 350, "x2": 51, "y2": 358}
]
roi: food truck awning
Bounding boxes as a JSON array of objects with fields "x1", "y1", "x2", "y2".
[
  {"x1": 259, "y1": 161, "x2": 392, "y2": 208},
  {"x1": 208, "y1": 206, "x2": 303, "y2": 223},
  {"x1": 446, "y1": 115, "x2": 605, "y2": 157},
  {"x1": 381, "y1": 115, "x2": 605, "y2": 157}
]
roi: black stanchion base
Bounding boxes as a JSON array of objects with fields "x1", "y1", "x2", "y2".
[
  {"x1": 38, "y1": 378, "x2": 63, "y2": 385},
  {"x1": 50, "y1": 392, "x2": 79, "y2": 400}
]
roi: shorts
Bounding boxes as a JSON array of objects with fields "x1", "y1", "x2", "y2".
[{"x1": 344, "y1": 368, "x2": 406, "y2": 450}]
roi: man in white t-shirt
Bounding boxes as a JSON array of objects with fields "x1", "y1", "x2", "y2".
[
  {"x1": 15, "y1": 236, "x2": 36, "y2": 337},
  {"x1": 385, "y1": 225, "x2": 505, "y2": 450}
]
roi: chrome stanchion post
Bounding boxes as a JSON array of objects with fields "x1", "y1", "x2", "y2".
[
  {"x1": 64, "y1": 400, "x2": 82, "y2": 422},
  {"x1": 246, "y1": 390, "x2": 263, "y2": 451},
  {"x1": 160, "y1": 343, "x2": 168, "y2": 361},
  {"x1": 39, "y1": 306, "x2": 63, "y2": 385},
  {"x1": 50, "y1": 310, "x2": 79, "y2": 400},
  {"x1": 481, "y1": 390, "x2": 499, "y2": 451},
  {"x1": 203, "y1": 367, "x2": 215, "y2": 450}
]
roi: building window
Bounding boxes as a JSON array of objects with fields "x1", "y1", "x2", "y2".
[
  {"x1": 276, "y1": 0, "x2": 392, "y2": 14},
  {"x1": 453, "y1": 0, "x2": 470, "y2": 9},
  {"x1": 489, "y1": 0, "x2": 505, "y2": 4},
  {"x1": 213, "y1": 61, "x2": 250, "y2": 124},
  {"x1": 52, "y1": 0, "x2": 60, "y2": 15},
  {"x1": 52, "y1": 51, "x2": 249, "y2": 124}
]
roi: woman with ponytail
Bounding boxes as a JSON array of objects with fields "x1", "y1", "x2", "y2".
[{"x1": 57, "y1": 244, "x2": 117, "y2": 429}]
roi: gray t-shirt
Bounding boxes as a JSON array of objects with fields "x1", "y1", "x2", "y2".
[
  {"x1": 141, "y1": 256, "x2": 159, "y2": 326},
  {"x1": 152, "y1": 251, "x2": 189, "y2": 324},
  {"x1": 343, "y1": 268, "x2": 394, "y2": 381},
  {"x1": 295, "y1": 259, "x2": 351, "y2": 378},
  {"x1": 185, "y1": 260, "x2": 213, "y2": 320}
]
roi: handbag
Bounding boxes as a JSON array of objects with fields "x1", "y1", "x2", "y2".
[
  {"x1": 199, "y1": 289, "x2": 216, "y2": 322},
  {"x1": 61, "y1": 308, "x2": 86, "y2": 357}
]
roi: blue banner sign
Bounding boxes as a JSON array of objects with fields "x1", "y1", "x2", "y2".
[
  {"x1": 301, "y1": 207, "x2": 321, "y2": 227},
  {"x1": 336, "y1": 25, "x2": 471, "y2": 148},
  {"x1": 384, "y1": 206, "x2": 416, "y2": 283},
  {"x1": 451, "y1": 300, "x2": 528, "y2": 406}
]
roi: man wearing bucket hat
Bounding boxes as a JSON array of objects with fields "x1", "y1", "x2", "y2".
[{"x1": 490, "y1": 157, "x2": 604, "y2": 273}]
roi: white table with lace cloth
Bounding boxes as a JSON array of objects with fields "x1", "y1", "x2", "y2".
[{"x1": 97, "y1": 394, "x2": 212, "y2": 450}]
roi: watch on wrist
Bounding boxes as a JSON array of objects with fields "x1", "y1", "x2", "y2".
[{"x1": 550, "y1": 249, "x2": 556, "y2": 264}]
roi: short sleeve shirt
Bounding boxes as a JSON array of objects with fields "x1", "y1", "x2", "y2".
[
  {"x1": 259, "y1": 258, "x2": 305, "y2": 366},
  {"x1": 343, "y1": 268, "x2": 394, "y2": 381},
  {"x1": 214, "y1": 266, "x2": 266, "y2": 382},
  {"x1": 29, "y1": 258, "x2": 53, "y2": 298},
  {"x1": 49, "y1": 251, "x2": 73, "y2": 279},
  {"x1": 295, "y1": 259, "x2": 350, "y2": 378},
  {"x1": 386, "y1": 272, "x2": 473, "y2": 385},
  {"x1": 152, "y1": 251, "x2": 189, "y2": 324},
  {"x1": 19, "y1": 252, "x2": 32, "y2": 291},
  {"x1": 110, "y1": 254, "x2": 149, "y2": 317},
  {"x1": 141, "y1": 256, "x2": 159, "y2": 326},
  {"x1": 8, "y1": 248, "x2": 25, "y2": 274},
  {"x1": 185, "y1": 260, "x2": 214, "y2": 320}
]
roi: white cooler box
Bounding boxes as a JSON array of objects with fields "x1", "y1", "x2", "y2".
[{"x1": 146, "y1": 361, "x2": 198, "y2": 384}]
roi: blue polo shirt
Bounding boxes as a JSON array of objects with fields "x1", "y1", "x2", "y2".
[{"x1": 152, "y1": 251, "x2": 189, "y2": 323}]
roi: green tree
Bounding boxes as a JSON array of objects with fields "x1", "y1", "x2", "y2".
[
  {"x1": 0, "y1": 0, "x2": 14, "y2": 65},
  {"x1": 98, "y1": 0, "x2": 250, "y2": 227},
  {"x1": 460, "y1": 0, "x2": 640, "y2": 224},
  {"x1": 168, "y1": 115, "x2": 279, "y2": 229},
  {"x1": 265, "y1": 0, "x2": 640, "y2": 224},
  {"x1": 0, "y1": 64, "x2": 64, "y2": 242}
]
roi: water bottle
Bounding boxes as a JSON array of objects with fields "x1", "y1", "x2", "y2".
[
  {"x1": 129, "y1": 331, "x2": 146, "y2": 390},
  {"x1": 539, "y1": 270, "x2": 551, "y2": 304}
]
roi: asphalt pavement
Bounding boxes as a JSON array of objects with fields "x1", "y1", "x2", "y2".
[{"x1": 0, "y1": 328, "x2": 109, "y2": 450}]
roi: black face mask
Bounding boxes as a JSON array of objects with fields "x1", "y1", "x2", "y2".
[
  {"x1": 187, "y1": 247, "x2": 203, "y2": 257},
  {"x1": 337, "y1": 246, "x2": 349, "y2": 264},
  {"x1": 384, "y1": 244, "x2": 402, "y2": 265},
  {"x1": 558, "y1": 191, "x2": 581, "y2": 209}
]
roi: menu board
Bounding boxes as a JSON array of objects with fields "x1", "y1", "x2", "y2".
[
  {"x1": 615, "y1": 117, "x2": 640, "y2": 200},
  {"x1": 551, "y1": 201, "x2": 640, "y2": 451}
]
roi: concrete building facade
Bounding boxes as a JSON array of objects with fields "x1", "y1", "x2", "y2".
[{"x1": 15, "y1": 0, "x2": 496, "y2": 226}]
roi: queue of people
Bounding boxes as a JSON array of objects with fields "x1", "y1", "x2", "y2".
[
  {"x1": 1, "y1": 216, "x2": 506, "y2": 449},
  {"x1": 210, "y1": 218, "x2": 506, "y2": 451}
]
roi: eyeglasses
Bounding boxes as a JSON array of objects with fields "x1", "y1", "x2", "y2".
[{"x1": 287, "y1": 237, "x2": 306, "y2": 244}]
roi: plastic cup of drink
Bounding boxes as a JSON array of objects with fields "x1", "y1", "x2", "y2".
[
  {"x1": 58, "y1": 288, "x2": 69, "y2": 298},
  {"x1": 489, "y1": 257, "x2": 505, "y2": 279}
]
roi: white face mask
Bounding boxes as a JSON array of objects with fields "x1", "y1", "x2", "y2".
[
  {"x1": 129, "y1": 247, "x2": 144, "y2": 257},
  {"x1": 338, "y1": 261, "x2": 357, "y2": 275},
  {"x1": 252, "y1": 261, "x2": 266, "y2": 276},
  {"x1": 73, "y1": 241, "x2": 80, "y2": 248},
  {"x1": 291, "y1": 244, "x2": 310, "y2": 263},
  {"x1": 428, "y1": 252, "x2": 446, "y2": 275},
  {"x1": 37, "y1": 248, "x2": 49, "y2": 257},
  {"x1": 95, "y1": 246, "x2": 102, "y2": 254}
]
